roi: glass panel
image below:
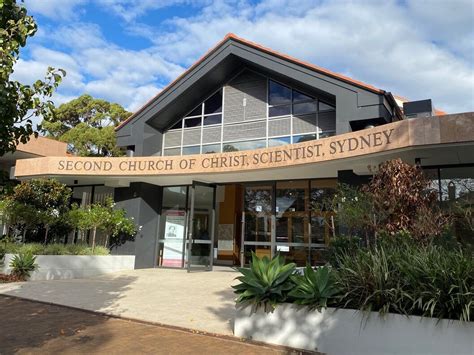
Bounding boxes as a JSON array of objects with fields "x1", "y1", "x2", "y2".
[
  {"x1": 276, "y1": 181, "x2": 307, "y2": 212},
  {"x1": 187, "y1": 184, "x2": 214, "y2": 269},
  {"x1": 204, "y1": 90, "x2": 222, "y2": 114},
  {"x1": 293, "y1": 101, "x2": 317, "y2": 115},
  {"x1": 184, "y1": 116, "x2": 201, "y2": 128},
  {"x1": 310, "y1": 179, "x2": 337, "y2": 247},
  {"x1": 268, "y1": 136, "x2": 291, "y2": 147},
  {"x1": 203, "y1": 114, "x2": 222, "y2": 126},
  {"x1": 319, "y1": 131, "x2": 336, "y2": 139},
  {"x1": 244, "y1": 185, "x2": 273, "y2": 243},
  {"x1": 276, "y1": 180, "x2": 309, "y2": 266},
  {"x1": 269, "y1": 104, "x2": 291, "y2": 117},
  {"x1": 182, "y1": 146, "x2": 200, "y2": 155},
  {"x1": 293, "y1": 134, "x2": 317, "y2": 143},
  {"x1": 202, "y1": 143, "x2": 221, "y2": 154},
  {"x1": 438, "y1": 167, "x2": 474, "y2": 244},
  {"x1": 269, "y1": 80, "x2": 291, "y2": 105},
  {"x1": 319, "y1": 101, "x2": 335, "y2": 112},
  {"x1": 293, "y1": 90, "x2": 314, "y2": 103},
  {"x1": 158, "y1": 186, "x2": 187, "y2": 268},
  {"x1": 243, "y1": 245, "x2": 271, "y2": 265},
  {"x1": 170, "y1": 121, "x2": 182, "y2": 130},
  {"x1": 223, "y1": 139, "x2": 267, "y2": 152},
  {"x1": 186, "y1": 105, "x2": 202, "y2": 117},
  {"x1": 163, "y1": 147, "x2": 181, "y2": 156},
  {"x1": 277, "y1": 245, "x2": 309, "y2": 266}
]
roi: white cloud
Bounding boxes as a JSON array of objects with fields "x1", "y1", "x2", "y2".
[
  {"x1": 21, "y1": 0, "x2": 474, "y2": 115},
  {"x1": 13, "y1": 22, "x2": 184, "y2": 112},
  {"x1": 96, "y1": 0, "x2": 208, "y2": 22},
  {"x1": 144, "y1": 0, "x2": 474, "y2": 113},
  {"x1": 25, "y1": 0, "x2": 87, "y2": 20}
]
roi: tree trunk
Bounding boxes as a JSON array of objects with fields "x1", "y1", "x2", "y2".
[
  {"x1": 104, "y1": 233, "x2": 109, "y2": 248},
  {"x1": 92, "y1": 227, "x2": 97, "y2": 251},
  {"x1": 44, "y1": 225, "x2": 49, "y2": 244}
]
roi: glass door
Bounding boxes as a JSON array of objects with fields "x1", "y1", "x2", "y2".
[
  {"x1": 241, "y1": 184, "x2": 274, "y2": 266},
  {"x1": 186, "y1": 181, "x2": 216, "y2": 271},
  {"x1": 275, "y1": 180, "x2": 310, "y2": 266}
]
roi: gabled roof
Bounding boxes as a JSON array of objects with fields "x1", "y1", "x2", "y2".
[{"x1": 117, "y1": 33, "x2": 399, "y2": 132}]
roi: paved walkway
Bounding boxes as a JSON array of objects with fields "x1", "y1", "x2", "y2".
[
  {"x1": 1, "y1": 296, "x2": 310, "y2": 354},
  {"x1": 0, "y1": 267, "x2": 238, "y2": 336}
]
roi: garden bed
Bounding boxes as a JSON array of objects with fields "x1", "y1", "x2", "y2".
[
  {"x1": 0, "y1": 273, "x2": 22, "y2": 283},
  {"x1": 1, "y1": 254, "x2": 135, "y2": 281},
  {"x1": 234, "y1": 304, "x2": 474, "y2": 355}
]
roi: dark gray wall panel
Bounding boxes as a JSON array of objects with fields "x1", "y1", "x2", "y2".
[{"x1": 112, "y1": 183, "x2": 162, "y2": 269}]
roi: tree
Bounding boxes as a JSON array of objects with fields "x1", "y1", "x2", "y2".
[
  {"x1": 68, "y1": 198, "x2": 138, "y2": 249},
  {"x1": 100, "y1": 198, "x2": 138, "y2": 247},
  {"x1": 41, "y1": 94, "x2": 132, "y2": 156},
  {"x1": 0, "y1": 0, "x2": 65, "y2": 155},
  {"x1": 364, "y1": 158, "x2": 448, "y2": 242},
  {"x1": 9, "y1": 179, "x2": 72, "y2": 243}
]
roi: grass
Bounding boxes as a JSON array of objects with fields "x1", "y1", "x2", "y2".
[{"x1": 2, "y1": 242, "x2": 110, "y2": 256}]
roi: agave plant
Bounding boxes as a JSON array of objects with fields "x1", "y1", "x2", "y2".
[
  {"x1": 233, "y1": 252, "x2": 296, "y2": 310},
  {"x1": 289, "y1": 265, "x2": 339, "y2": 310},
  {"x1": 9, "y1": 252, "x2": 38, "y2": 281}
]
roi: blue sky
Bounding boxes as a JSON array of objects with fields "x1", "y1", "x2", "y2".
[{"x1": 15, "y1": 0, "x2": 474, "y2": 116}]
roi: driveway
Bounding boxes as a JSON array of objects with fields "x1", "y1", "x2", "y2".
[{"x1": 0, "y1": 267, "x2": 238, "y2": 336}]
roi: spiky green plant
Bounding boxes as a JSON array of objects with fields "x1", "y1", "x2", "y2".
[
  {"x1": 335, "y1": 243, "x2": 474, "y2": 321},
  {"x1": 9, "y1": 252, "x2": 38, "y2": 281},
  {"x1": 233, "y1": 252, "x2": 296, "y2": 310},
  {"x1": 289, "y1": 265, "x2": 339, "y2": 310}
]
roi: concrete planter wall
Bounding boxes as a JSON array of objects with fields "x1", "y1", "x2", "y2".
[
  {"x1": 234, "y1": 304, "x2": 474, "y2": 355},
  {"x1": 1, "y1": 254, "x2": 135, "y2": 281}
]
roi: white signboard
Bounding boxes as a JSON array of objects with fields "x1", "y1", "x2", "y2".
[
  {"x1": 162, "y1": 210, "x2": 185, "y2": 267},
  {"x1": 277, "y1": 245, "x2": 290, "y2": 252}
]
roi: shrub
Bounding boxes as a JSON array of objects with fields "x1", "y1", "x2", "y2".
[
  {"x1": 327, "y1": 236, "x2": 362, "y2": 267},
  {"x1": 9, "y1": 252, "x2": 38, "y2": 281},
  {"x1": 233, "y1": 252, "x2": 296, "y2": 310},
  {"x1": 335, "y1": 243, "x2": 474, "y2": 321},
  {"x1": 3, "y1": 242, "x2": 110, "y2": 256},
  {"x1": 289, "y1": 265, "x2": 339, "y2": 310}
]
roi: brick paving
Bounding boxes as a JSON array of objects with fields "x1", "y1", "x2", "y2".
[{"x1": 0, "y1": 296, "x2": 318, "y2": 355}]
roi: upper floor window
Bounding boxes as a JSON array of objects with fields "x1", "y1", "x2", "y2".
[
  {"x1": 169, "y1": 89, "x2": 223, "y2": 130},
  {"x1": 268, "y1": 80, "x2": 334, "y2": 117}
]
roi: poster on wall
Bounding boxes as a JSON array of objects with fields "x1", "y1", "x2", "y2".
[
  {"x1": 162, "y1": 210, "x2": 185, "y2": 267},
  {"x1": 218, "y1": 224, "x2": 234, "y2": 251}
]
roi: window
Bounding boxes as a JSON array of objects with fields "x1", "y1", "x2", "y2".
[
  {"x1": 223, "y1": 140, "x2": 267, "y2": 152},
  {"x1": 269, "y1": 81, "x2": 292, "y2": 117},
  {"x1": 204, "y1": 91, "x2": 222, "y2": 114},
  {"x1": 204, "y1": 114, "x2": 222, "y2": 126},
  {"x1": 202, "y1": 144, "x2": 221, "y2": 154},
  {"x1": 269, "y1": 80, "x2": 291, "y2": 105},
  {"x1": 169, "y1": 121, "x2": 182, "y2": 130},
  {"x1": 182, "y1": 146, "x2": 200, "y2": 155},
  {"x1": 269, "y1": 105, "x2": 291, "y2": 117},
  {"x1": 163, "y1": 76, "x2": 337, "y2": 156},
  {"x1": 268, "y1": 136, "x2": 291, "y2": 147},
  {"x1": 186, "y1": 106, "x2": 202, "y2": 117},
  {"x1": 293, "y1": 101, "x2": 317, "y2": 115},
  {"x1": 293, "y1": 134, "x2": 317, "y2": 143},
  {"x1": 319, "y1": 101, "x2": 335, "y2": 112},
  {"x1": 184, "y1": 117, "x2": 201, "y2": 128}
]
